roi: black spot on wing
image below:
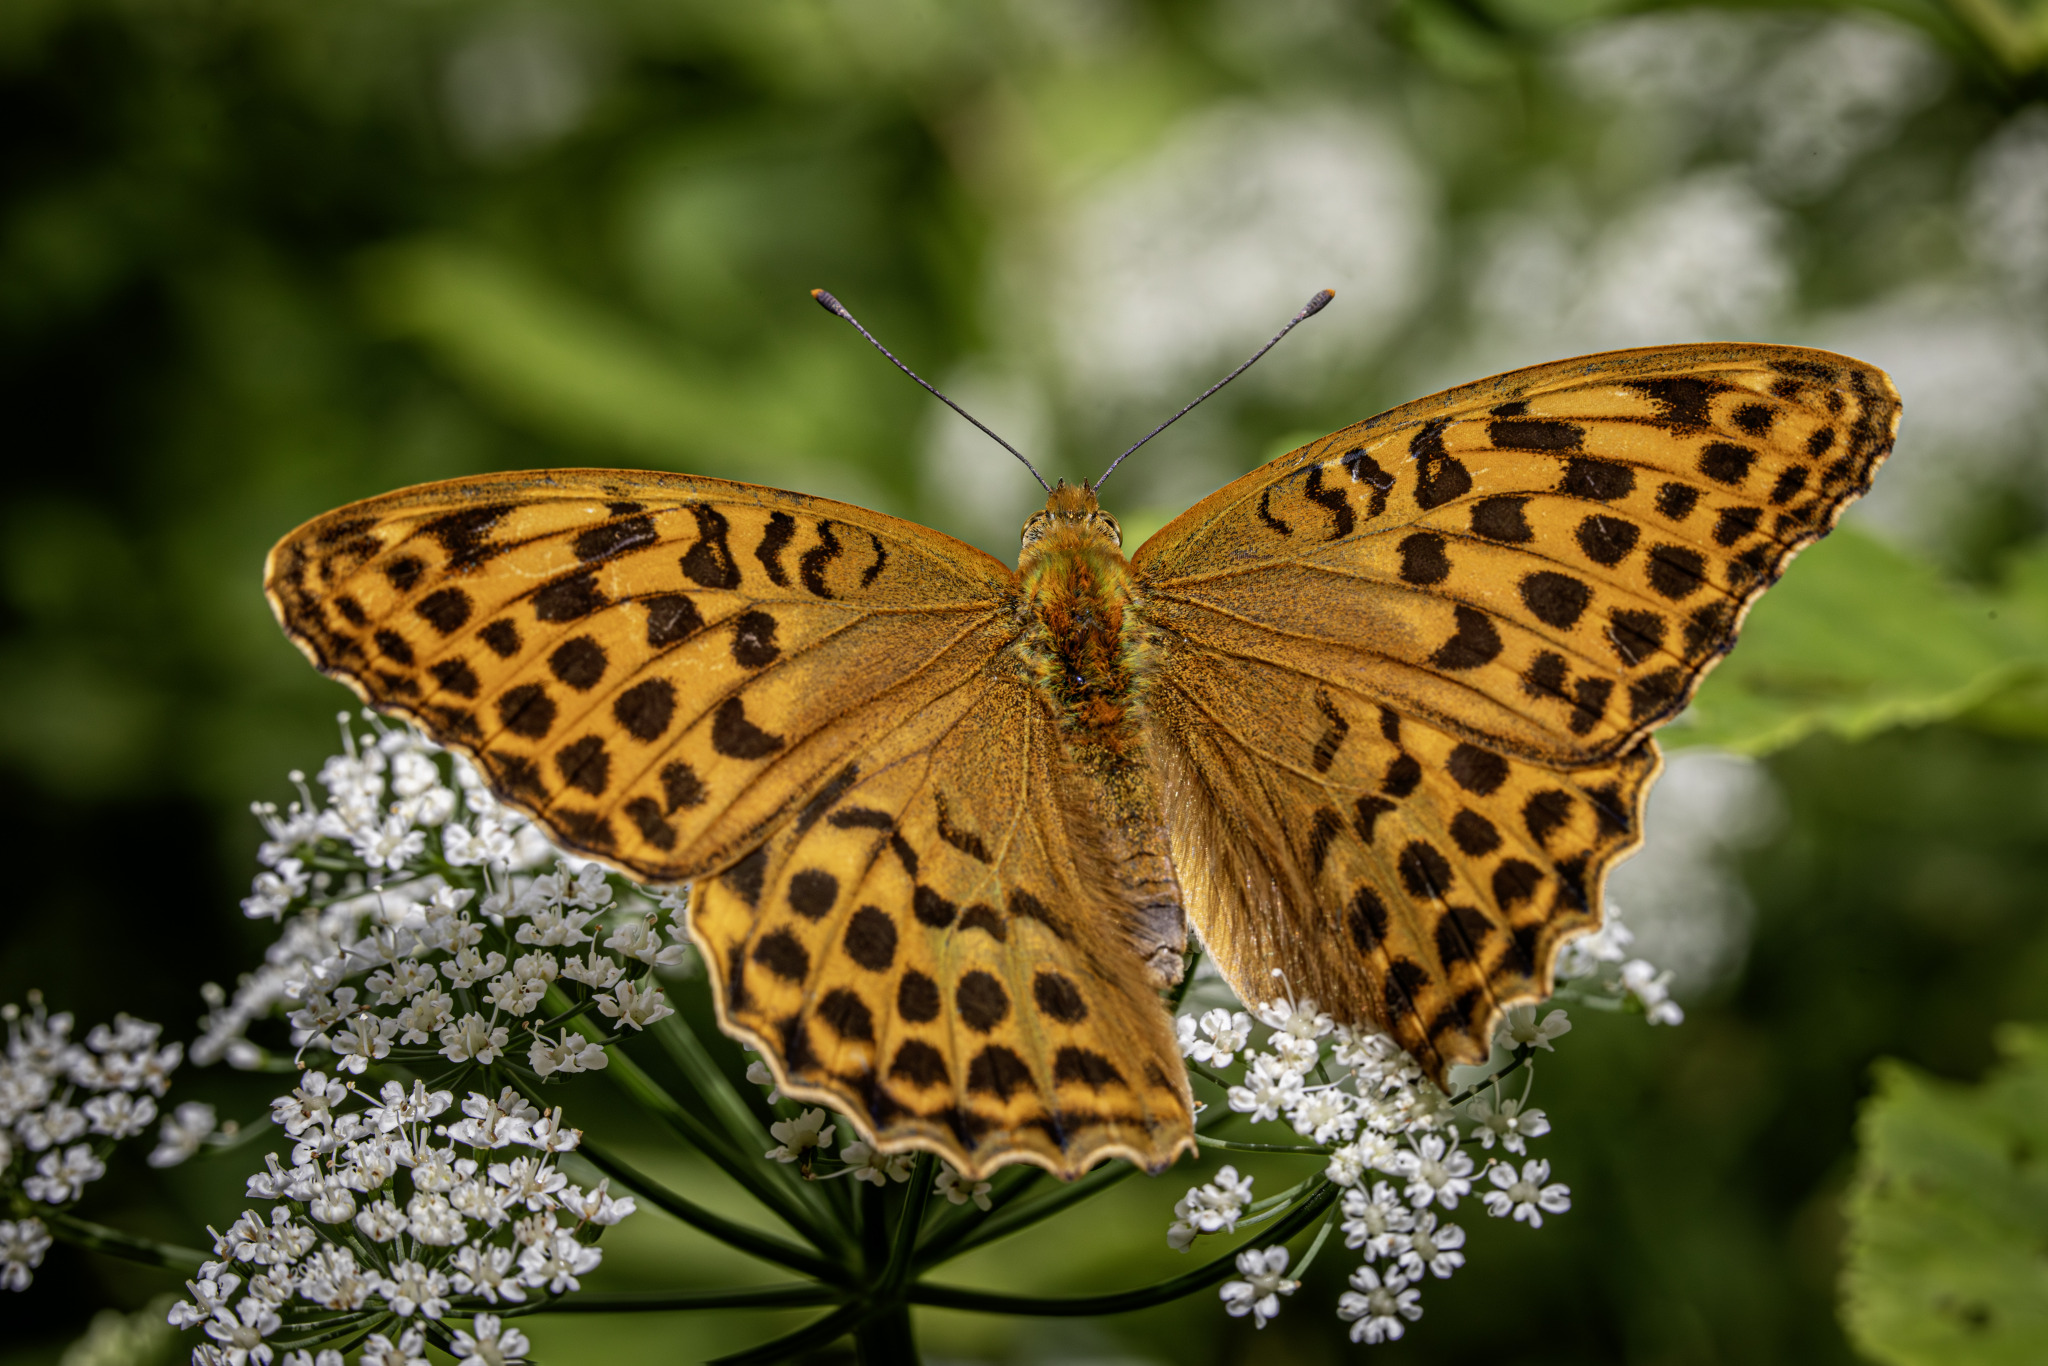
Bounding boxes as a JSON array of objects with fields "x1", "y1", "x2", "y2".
[
  {"x1": 574, "y1": 515, "x2": 656, "y2": 563},
  {"x1": 1520, "y1": 571, "x2": 1591, "y2": 628},
  {"x1": 644, "y1": 594, "x2": 704, "y2": 648},
  {"x1": 614, "y1": 679, "x2": 676, "y2": 741},
  {"x1": 1303, "y1": 464, "x2": 1355, "y2": 540},
  {"x1": 1561, "y1": 459, "x2": 1635, "y2": 501},
  {"x1": 1430, "y1": 606, "x2": 1503, "y2": 670},
  {"x1": 1628, "y1": 376, "x2": 1722, "y2": 428},
  {"x1": 416, "y1": 588, "x2": 472, "y2": 635},
  {"x1": 799, "y1": 520, "x2": 842, "y2": 598},
  {"x1": 1492, "y1": 419, "x2": 1583, "y2": 451},
  {"x1": 710, "y1": 697, "x2": 784, "y2": 759},
  {"x1": 935, "y1": 792, "x2": 993, "y2": 863},
  {"x1": 681, "y1": 504, "x2": 741, "y2": 589},
  {"x1": 730, "y1": 610, "x2": 780, "y2": 668},
  {"x1": 1470, "y1": 496, "x2": 1533, "y2": 543},
  {"x1": 1257, "y1": 485, "x2": 1292, "y2": 536},
  {"x1": 533, "y1": 571, "x2": 607, "y2": 622},
  {"x1": 1411, "y1": 419, "x2": 1471, "y2": 510},
  {"x1": 754, "y1": 512, "x2": 796, "y2": 587},
  {"x1": 548, "y1": 636, "x2": 607, "y2": 690},
  {"x1": 1399, "y1": 533, "x2": 1450, "y2": 585}
]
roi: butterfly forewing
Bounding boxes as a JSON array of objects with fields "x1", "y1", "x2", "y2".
[
  {"x1": 692, "y1": 669, "x2": 1193, "y2": 1178},
  {"x1": 1137, "y1": 345, "x2": 1898, "y2": 765},
  {"x1": 265, "y1": 472, "x2": 1014, "y2": 880},
  {"x1": 1135, "y1": 343, "x2": 1897, "y2": 1079}
]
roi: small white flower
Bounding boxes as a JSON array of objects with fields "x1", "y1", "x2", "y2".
[
  {"x1": 1172, "y1": 1164, "x2": 1255, "y2": 1243},
  {"x1": 1393, "y1": 1133, "x2": 1474, "y2": 1210},
  {"x1": 559, "y1": 1180, "x2": 638, "y2": 1225},
  {"x1": 1395, "y1": 1209, "x2": 1466, "y2": 1279},
  {"x1": 352, "y1": 813, "x2": 427, "y2": 871},
  {"x1": 527, "y1": 1032, "x2": 608, "y2": 1078},
  {"x1": 597, "y1": 979, "x2": 674, "y2": 1031},
  {"x1": 838, "y1": 1141, "x2": 914, "y2": 1187},
  {"x1": 1176, "y1": 1008, "x2": 1253, "y2": 1068},
  {"x1": 488, "y1": 1154, "x2": 568, "y2": 1212},
  {"x1": 604, "y1": 916, "x2": 687, "y2": 969},
  {"x1": 438, "y1": 1014, "x2": 511, "y2": 1066},
  {"x1": 934, "y1": 1166, "x2": 992, "y2": 1210},
  {"x1": 1495, "y1": 1004, "x2": 1573, "y2": 1052},
  {"x1": 765, "y1": 1108, "x2": 836, "y2": 1163},
  {"x1": 1254, "y1": 997, "x2": 1333, "y2": 1042},
  {"x1": 1621, "y1": 960, "x2": 1685, "y2": 1025},
  {"x1": 1218, "y1": 1245, "x2": 1297, "y2": 1327},
  {"x1": 1289, "y1": 1087, "x2": 1358, "y2": 1144},
  {"x1": 358, "y1": 1327, "x2": 429, "y2": 1366},
  {"x1": 1340, "y1": 1180, "x2": 1416, "y2": 1258},
  {"x1": 559, "y1": 945, "x2": 625, "y2": 990},
  {"x1": 1468, "y1": 1093, "x2": 1550, "y2": 1154},
  {"x1": 203, "y1": 1295, "x2": 282, "y2": 1360},
  {"x1": 1484, "y1": 1158, "x2": 1572, "y2": 1226},
  {"x1": 1337, "y1": 1262, "x2": 1422, "y2": 1344},
  {"x1": 84, "y1": 1090, "x2": 157, "y2": 1139},
  {"x1": 1556, "y1": 908, "x2": 1635, "y2": 978},
  {"x1": 1228, "y1": 1053, "x2": 1306, "y2": 1122},
  {"x1": 378, "y1": 1258, "x2": 452, "y2": 1319},
  {"x1": 24, "y1": 1143, "x2": 105, "y2": 1204},
  {"x1": 407, "y1": 1192, "x2": 468, "y2": 1245},
  {"x1": 354, "y1": 1199, "x2": 408, "y2": 1242},
  {"x1": 451, "y1": 1313, "x2": 531, "y2": 1365},
  {"x1": 450, "y1": 1244, "x2": 525, "y2": 1304},
  {"x1": 517, "y1": 1229, "x2": 602, "y2": 1294},
  {"x1": 0, "y1": 1218, "x2": 52, "y2": 1291}
]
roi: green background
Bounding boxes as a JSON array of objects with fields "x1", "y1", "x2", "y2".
[{"x1": 4, "y1": 0, "x2": 2048, "y2": 1361}]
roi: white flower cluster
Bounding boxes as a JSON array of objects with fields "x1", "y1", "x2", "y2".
[
  {"x1": 1170, "y1": 950, "x2": 1674, "y2": 1345},
  {"x1": 194, "y1": 716, "x2": 690, "y2": 1084},
  {"x1": 1, "y1": 996, "x2": 214, "y2": 1292},
  {"x1": 169, "y1": 1073, "x2": 631, "y2": 1365}
]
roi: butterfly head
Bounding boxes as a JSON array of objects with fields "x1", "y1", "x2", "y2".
[{"x1": 1019, "y1": 480, "x2": 1123, "y2": 566}]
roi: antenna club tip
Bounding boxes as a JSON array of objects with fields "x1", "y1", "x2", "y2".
[
  {"x1": 1305, "y1": 288, "x2": 1335, "y2": 315},
  {"x1": 811, "y1": 288, "x2": 847, "y2": 316}
]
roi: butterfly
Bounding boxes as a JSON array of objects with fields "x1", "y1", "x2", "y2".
[{"x1": 265, "y1": 327, "x2": 1897, "y2": 1181}]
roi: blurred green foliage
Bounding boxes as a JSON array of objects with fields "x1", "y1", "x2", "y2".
[
  {"x1": 4, "y1": 0, "x2": 2048, "y2": 1361},
  {"x1": 1840, "y1": 1025, "x2": 2048, "y2": 1365}
]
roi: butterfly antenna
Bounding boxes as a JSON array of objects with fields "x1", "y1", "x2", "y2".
[
  {"x1": 1095, "y1": 288, "x2": 1335, "y2": 491},
  {"x1": 812, "y1": 289, "x2": 1053, "y2": 493}
]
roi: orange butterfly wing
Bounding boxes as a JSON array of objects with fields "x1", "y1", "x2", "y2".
[
  {"x1": 266, "y1": 470, "x2": 1190, "y2": 1178},
  {"x1": 1133, "y1": 343, "x2": 1898, "y2": 1079}
]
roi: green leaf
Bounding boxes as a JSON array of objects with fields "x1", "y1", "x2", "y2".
[
  {"x1": 1669, "y1": 529, "x2": 2048, "y2": 755},
  {"x1": 1839, "y1": 1024, "x2": 2048, "y2": 1366}
]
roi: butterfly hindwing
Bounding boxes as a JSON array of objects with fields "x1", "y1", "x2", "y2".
[
  {"x1": 1136, "y1": 343, "x2": 1897, "y2": 1080},
  {"x1": 1150, "y1": 644, "x2": 1658, "y2": 1074},
  {"x1": 265, "y1": 470, "x2": 1015, "y2": 881},
  {"x1": 691, "y1": 668, "x2": 1194, "y2": 1177}
]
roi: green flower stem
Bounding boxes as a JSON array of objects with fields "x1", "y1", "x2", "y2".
[
  {"x1": 645, "y1": 1012, "x2": 849, "y2": 1248},
  {"x1": 47, "y1": 1211, "x2": 208, "y2": 1272},
  {"x1": 1289, "y1": 1206, "x2": 1337, "y2": 1279},
  {"x1": 576, "y1": 1139, "x2": 850, "y2": 1284},
  {"x1": 908, "y1": 1178, "x2": 1339, "y2": 1316},
  {"x1": 1447, "y1": 1045, "x2": 1534, "y2": 1106},
  {"x1": 562, "y1": 1033, "x2": 832, "y2": 1252},
  {"x1": 519, "y1": 1283, "x2": 845, "y2": 1313},
  {"x1": 1185, "y1": 1059, "x2": 1235, "y2": 1091},
  {"x1": 1195, "y1": 1136, "x2": 1329, "y2": 1155},
  {"x1": 710, "y1": 1299, "x2": 877, "y2": 1366},
  {"x1": 851, "y1": 1153, "x2": 934, "y2": 1366},
  {"x1": 919, "y1": 1159, "x2": 1136, "y2": 1267},
  {"x1": 880, "y1": 1153, "x2": 936, "y2": 1292}
]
